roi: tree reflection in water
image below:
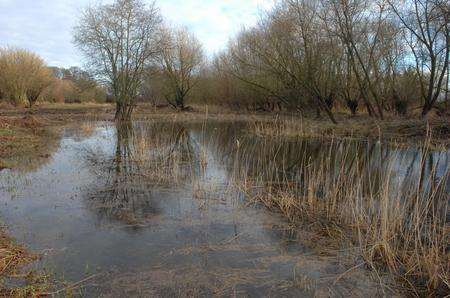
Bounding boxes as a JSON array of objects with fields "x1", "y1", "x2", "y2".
[{"x1": 84, "y1": 122, "x2": 201, "y2": 225}]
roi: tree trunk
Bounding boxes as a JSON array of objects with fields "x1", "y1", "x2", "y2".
[
  {"x1": 315, "y1": 107, "x2": 321, "y2": 119},
  {"x1": 115, "y1": 102, "x2": 133, "y2": 121},
  {"x1": 115, "y1": 102, "x2": 123, "y2": 120},
  {"x1": 317, "y1": 96, "x2": 337, "y2": 124},
  {"x1": 421, "y1": 102, "x2": 433, "y2": 118},
  {"x1": 323, "y1": 107, "x2": 338, "y2": 124}
]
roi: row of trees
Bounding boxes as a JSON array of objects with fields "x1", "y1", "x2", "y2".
[
  {"x1": 200, "y1": 0, "x2": 448, "y2": 122},
  {"x1": 4, "y1": 0, "x2": 445, "y2": 119},
  {"x1": 74, "y1": 0, "x2": 448, "y2": 122}
]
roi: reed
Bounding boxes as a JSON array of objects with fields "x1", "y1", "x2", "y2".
[{"x1": 228, "y1": 133, "x2": 449, "y2": 295}]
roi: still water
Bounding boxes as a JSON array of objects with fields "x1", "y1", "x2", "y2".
[{"x1": 0, "y1": 121, "x2": 448, "y2": 297}]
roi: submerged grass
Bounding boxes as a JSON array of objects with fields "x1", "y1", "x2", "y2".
[{"x1": 84, "y1": 121, "x2": 204, "y2": 224}]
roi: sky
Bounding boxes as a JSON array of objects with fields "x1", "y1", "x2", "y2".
[{"x1": 0, "y1": 0, "x2": 274, "y2": 68}]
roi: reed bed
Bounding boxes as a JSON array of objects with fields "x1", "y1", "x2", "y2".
[{"x1": 229, "y1": 132, "x2": 449, "y2": 295}]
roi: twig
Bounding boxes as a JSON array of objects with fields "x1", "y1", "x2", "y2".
[
  {"x1": 333, "y1": 262, "x2": 365, "y2": 285},
  {"x1": 43, "y1": 273, "x2": 100, "y2": 295}
]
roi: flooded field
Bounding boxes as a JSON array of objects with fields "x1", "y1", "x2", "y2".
[{"x1": 0, "y1": 120, "x2": 448, "y2": 296}]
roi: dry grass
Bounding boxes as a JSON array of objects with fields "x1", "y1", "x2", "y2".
[
  {"x1": 229, "y1": 133, "x2": 449, "y2": 296},
  {"x1": 0, "y1": 228, "x2": 49, "y2": 297},
  {"x1": 251, "y1": 115, "x2": 450, "y2": 148},
  {"x1": 0, "y1": 116, "x2": 60, "y2": 170}
]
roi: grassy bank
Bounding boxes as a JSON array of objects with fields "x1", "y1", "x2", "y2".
[
  {"x1": 251, "y1": 114, "x2": 450, "y2": 148},
  {"x1": 1, "y1": 103, "x2": 449, "y2": 147}
]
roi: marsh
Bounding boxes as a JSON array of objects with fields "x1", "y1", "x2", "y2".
[{"x1": 0, "y1": 119, "x2": 448, "y2": 296}]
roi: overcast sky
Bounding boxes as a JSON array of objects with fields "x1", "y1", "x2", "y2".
[{"x1": 0, "y1": 0, "x2": 274, "y2": 67}]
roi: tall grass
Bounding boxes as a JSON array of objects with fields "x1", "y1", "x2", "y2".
[{"x1": 228, "y1": 133, "x2": 449, "y2": 295}]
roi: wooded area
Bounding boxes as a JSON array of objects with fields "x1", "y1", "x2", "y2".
[{"x1": 1, "y1": 0, "x2": 448, "y2": 121}]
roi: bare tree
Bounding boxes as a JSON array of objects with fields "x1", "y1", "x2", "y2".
[
  {"x1": 157, "y1": 27, "x2": 204, "y2": 110},
  {"x1": 388, "y1": 0, "x2": 449, "y2": 116},
  {"x1": 323, "y1": 0, "x2": 390, "y2": 119},
  {"x1": 74, "y1": 0, "x2": 162, "y2": 121}
]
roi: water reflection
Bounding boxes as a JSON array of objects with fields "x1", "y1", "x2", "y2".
[
  {"x1": 0, "y1": 120, "x2": 448, "y2": 296},
  {"x1": 79, "y1": 120, "x2": 449, "y2": 237},
  {"x1": 83, "y1": 122, "x2": 205, "y2": 225}
]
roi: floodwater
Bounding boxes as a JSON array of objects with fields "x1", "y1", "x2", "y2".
[{"x1": 0, "y1": 121, "x2": 448, "y2": 297}]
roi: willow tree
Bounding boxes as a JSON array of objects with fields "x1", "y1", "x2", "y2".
[
  {"x1": 0, "y1": 47, "x2": 52, "y2": 107},
  {"x1": 25, "y1": 63, "x2": 52, "y2": 108},
  {"x1": 74, "y1": 0, "x2": 162, "y2": 121},
  {"x1": 157, "y1": 27, "x2": 204, "y2": 110}
]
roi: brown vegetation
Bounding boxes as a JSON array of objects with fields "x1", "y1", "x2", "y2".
[
  {"x1": 0, "y1": 48, "x2": 52, "y2": 107},
  {"x1": 43, "y1": 67, "x2": 107, "y2": 104},
  {"x1": 228, "y1": 133, "x2": 449, "y2": 295},
  {"x1": 251, "y1": 114, "x2": 450, "y2": 147},
  {"x1": 0, "y1": 227, "x2": 49, "y2": 296},
  {"x1": 0, "y1": 115, "x2": 60, "y2": 170}
]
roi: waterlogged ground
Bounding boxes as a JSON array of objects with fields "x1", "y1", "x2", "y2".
[{"x1": 0, "y1": 121, "x2": 448, "y2": 297}]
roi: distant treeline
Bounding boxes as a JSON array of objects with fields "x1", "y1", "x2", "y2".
[{"x1": 183, "y1": 0, "x2": 449, "y2": 121}]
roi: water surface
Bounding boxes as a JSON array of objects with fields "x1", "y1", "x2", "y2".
[{"x1": 0, "y1": 121, "x2": 448, "y2": 296}]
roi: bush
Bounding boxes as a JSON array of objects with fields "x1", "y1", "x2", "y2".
[{"x1": 0, "y1": 47, "x2": 52, "y2": 107}]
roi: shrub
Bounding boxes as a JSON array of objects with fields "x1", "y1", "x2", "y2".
[{"x1": 0, "y1": 48, "x2": 51, "y2": 107}]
